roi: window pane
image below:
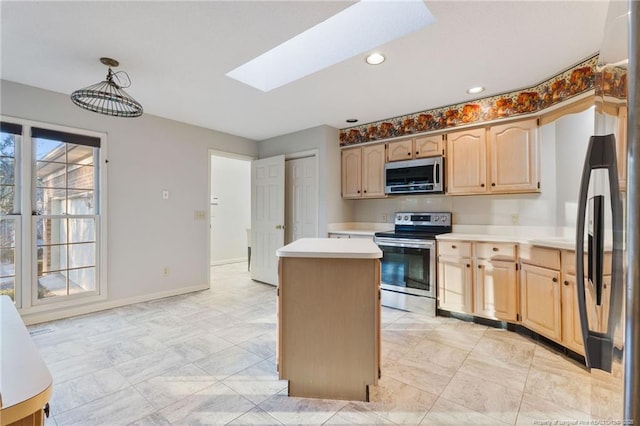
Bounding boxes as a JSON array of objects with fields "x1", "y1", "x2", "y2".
[
  {"x1": 36, "y1": 138, "x2": 65, "y2": 161},
  {"x1": 67, "y1": 190, "x2": 94, "y2": 215},
  {"x1": 37, "y1": 271, "x2": 66, "y2": 299},
  {"x1": 36, "y1": 187, "x2": 65, "y2": 215},
  {"x1": 67, "y1": 144, "x2": 94, "y2": 165},
  {"x1": 36, "y1": 161, "x2": 66, "y2": 188},
  {"x1": 0, "y1": 158, "x2": 14, "y2": 185},
  {"x1": 68, "y1": 267, "x2": 95, "y2": 294},
  {"x1": 68, "y1": 218, "x2": 95, "y2": 243},
  {"x1": 37, "y1": 218, "x2": 67, "y2": 245},
  {"x1": 0, "y1": 276, "x2": 15, "y2": 301},
  {"x1": 69, "y1": 243, "x2": 95, "y2": 269},
  {"x1": 67, "y1": 164, "x2": 94, "y2": 190},
  {"x1": 0, "y1": 248, "x2": 15, "y2": 277},
  {"x1": 0, "y1": 186, "x2": 15, "y2": 214},
  {"x1": 38, "y1": 245, "x2": 66, "y2": 274},
  {"x1": 0, "y1": 133, "x2": 16, "y2": 157},
  {"x1": 0, "y1": 219, "x2": 16, "y2": 248}
]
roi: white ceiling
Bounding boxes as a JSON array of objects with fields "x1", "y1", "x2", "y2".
[{"x1": 1, "y1": 1, "x2": 610, "y2": 141}]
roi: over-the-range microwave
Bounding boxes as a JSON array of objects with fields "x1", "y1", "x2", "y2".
[{"x1": 384, "y1": 157, "x2": 444, "y2": 194}]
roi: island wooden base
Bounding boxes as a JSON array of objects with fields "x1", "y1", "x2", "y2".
[{"x1": 277, "y1": 257, "x2": 381, "y2": 402}]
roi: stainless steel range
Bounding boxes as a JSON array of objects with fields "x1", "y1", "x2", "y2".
[{"x1": 374, "y1": 212, "x2": 451, "y2": 315}]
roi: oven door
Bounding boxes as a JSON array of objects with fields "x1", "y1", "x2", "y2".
[{"x1": 375, "y1": 237, "x2": 435, "y2": 298}]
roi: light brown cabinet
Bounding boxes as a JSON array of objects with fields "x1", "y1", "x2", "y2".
[
  {"x1": 520, "y1": 262, "x2": 562, "y2": 341},
  {"x1": 341, "y1": 144, "x2": 386, "y2": 199},
  {"x1": 446, "y1": 119, "x2": 540, "y2": 195},
  {"x1": 387, "y1": 135, "x2": 444, "y2": 162},
  {"x1": 438, "y1": 240, "x2": 518, "y2": 321},
  {"x1": 446, "y1": 128, "x2": 487, "y2": 195},
  {"x1": 437, "y1": 240, "x2": 473, "y2": 314},
  {"x1": 473, "y1": 242, "x2": 518, "y2": 322}
]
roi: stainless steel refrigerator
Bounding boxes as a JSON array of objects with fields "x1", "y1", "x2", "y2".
[{"x1": 576, "y1": 0, "x2": 638, "y2": 422}]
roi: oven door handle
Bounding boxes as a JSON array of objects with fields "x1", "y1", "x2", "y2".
[{"x1": 375, "y1": 238, "x2": 435, "y2": 249}]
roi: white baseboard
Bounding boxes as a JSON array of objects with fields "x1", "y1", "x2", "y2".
[
  {"x1": 21, "y1": 283, "x2": 211, "y2": 326},
  {"x1": 210, "y1": 257, "x2": 248, "y2": 266}
]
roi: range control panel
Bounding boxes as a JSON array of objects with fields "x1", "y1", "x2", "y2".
[{"x1": 395, "y1": 212, "x2": 451, "y2": 227}]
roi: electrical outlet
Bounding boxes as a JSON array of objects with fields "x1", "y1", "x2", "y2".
[
  {"x1": 381, "y1": 214, "x2": 388, "y2": 222},
  {"x1": 162, "y1": 266, "x2": 170, "y2": 277},
  {"x1": 511, "y1": 214, "x2": 519, "y2": 224},
  {"x1": 162, "y1": 189, "x2": 169, "y2": 200}
]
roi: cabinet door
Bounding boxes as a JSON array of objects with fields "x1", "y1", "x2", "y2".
[
  {"x1": 446, "y1": 128, "x2": 487, "y2": 195},
  {"x1": 488, "y1": 119, "x2": 539, "y2": 193},
  {"x1": 415, "y1": 135, "x2": 443, "y2": 158},
  {"x1": 561, "y1": 274, "x2": 585, "y2": 355},
  {"x1": 341, "y1": 148, "x2": 362, "y2": 198},
  {"x1": 474, "y1": 259, "x2": 518, "y2": 322},
  {"x1": 362, "y1": 144, "x2": 386, "y2": 198},
  {"x1": 520, "y1": 264, "x2": 562, "y2": 342},
  {"x1": 437, "y1": 255, "x2": 473, "y2": 314},
  {"x1": 387, "y1": 139, "x2": 413, "y2": 162}
]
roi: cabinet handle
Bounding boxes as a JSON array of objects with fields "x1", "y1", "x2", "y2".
[
  {"x1": 364, "y1": 190, "x2": 367, "y2": 193},
  {"x1": 466, "y1": 264, "x2": 470, "y2": 268},
  {"x1": 552, "y1": 277, "x2": 558, "y2": 283},
  {"x1": 415, "y1": 151, "x2": 419, "y2": 155},
  {"x1": 481, "y1": 183, "x2": 485, "y2": 188},
  {"x1": 492, "y1": 183, "x2": 496, "y2": 187},
  {"x1": 477, "y1": 265, "x2": 482, "y2": 269},
  {"x1": 357, "y1": 190, "x2": 361, "y2": 193},
  {"x1": 408, "y1": 152, "x2": 411, "y2": 156},
  {"x1": 492, "y1": 247, "x2": 499, "y2": 252},
  {"x1": 564, "y1": 281, "x2": 569, "y2": 286},
  {"x1": 451, "y1": 245, "x2": 457, "y2": 249}
]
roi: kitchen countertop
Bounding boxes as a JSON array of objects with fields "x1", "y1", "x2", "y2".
[
  {"x1": 436, "y1": 225, "x2": 580, "y2": 250},
  {"x1": 276, "y1": 238, "x2": 382, "y2": 259}
]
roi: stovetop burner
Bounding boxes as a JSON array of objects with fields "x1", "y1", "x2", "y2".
[{"x1": 374, "y1": 212, "x2": 452, "y2": 240}]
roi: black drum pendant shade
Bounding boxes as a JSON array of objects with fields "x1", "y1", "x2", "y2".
[{"x1": 71, "y1": 57, "x2": 143, "y2": 118}]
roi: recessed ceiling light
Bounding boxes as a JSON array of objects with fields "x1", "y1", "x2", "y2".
[
  {"x1": 226, "y1": 0, "x2": 435, "y2": 92},
  {"x1": 366, "y1": 53, "x2": 385, "y2": 65},
  {"x1": 346, "y1": 118, "x2": 358, "y2": 123},
  {"x1": 466, "y1": 86, "x2": 485, "y2": 95}
]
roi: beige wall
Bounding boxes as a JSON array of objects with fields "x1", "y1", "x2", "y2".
[{"x1": 1, "y1": 80, "x2": 258, "y2": 322}]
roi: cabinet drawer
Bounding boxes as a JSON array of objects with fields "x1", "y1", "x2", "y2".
[
  {"x1": 438, "y1": 241, "x2": 471, "y2": 257},
  {"x1": 475, "y1": 242, "x2": 516, "y2": 261},
  {"x1": 520, "y1": 245, "x2": 560, "y2": 270},
  {"x1": 561, "y1": 250, "x2": 612, "y2": 276}
]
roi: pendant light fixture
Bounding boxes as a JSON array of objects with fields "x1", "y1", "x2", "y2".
[{"x1": 70, "y1": 57, "x2": 143, "y2": 118}]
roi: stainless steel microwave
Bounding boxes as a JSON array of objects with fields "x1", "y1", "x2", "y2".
[{"x1": 384, "y1": 157, "x2": 444, "y2": 194}]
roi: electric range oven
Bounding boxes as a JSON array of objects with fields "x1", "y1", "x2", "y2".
[{"x1": 374, "y1": 212, "x2": 452, "y2": 315}]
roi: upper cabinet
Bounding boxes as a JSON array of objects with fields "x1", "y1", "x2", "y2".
[
  {"x1": 446, "y1": 119, "x2": 540, "y2": 195},
  {"x1": 341, "y1": 144, "x2": 386, "y2": 199},
  {"x1": 387, "y1": 135, "x2": 444, "y2": 162},
  {"x1": 446, "y1": 128, "x2": 487, "y2": 195}
]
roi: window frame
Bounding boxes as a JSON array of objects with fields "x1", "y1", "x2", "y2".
[{"x1": 0, "y1": 115, "x2": 108, "y2": 313}]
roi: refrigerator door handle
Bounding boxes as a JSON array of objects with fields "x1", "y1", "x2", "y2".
[{"x1": 576, "y1": 134, "x2": 623, "y2": 372}]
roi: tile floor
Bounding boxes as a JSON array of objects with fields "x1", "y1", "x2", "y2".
[{"x1": 29, "y1": 262, "x2": 623, "y2": 425}]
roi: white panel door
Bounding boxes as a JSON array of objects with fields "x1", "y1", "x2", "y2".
[
  {"x1": 251, "y1": 155, "x2": 285, "y2": 285},
  {"x1": 285, "y1": 156, "x2": 317, "y2": 244}
]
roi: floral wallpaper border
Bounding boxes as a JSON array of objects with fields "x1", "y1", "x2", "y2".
[{"x1": 339, "y1": 54, "x2": 627, "y2": 146}]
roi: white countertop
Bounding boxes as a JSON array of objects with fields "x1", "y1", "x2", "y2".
[
  {"x1": 0, "y1": 295, "x2": 52, "y2": 422},
  {"x1": 436, "y1": 225, "x2": 579, "y2": 249},
  {"x1": 277, "y1": 238, "x2": 382, "y2": 259}
]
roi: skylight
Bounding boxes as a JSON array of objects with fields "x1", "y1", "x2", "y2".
[{"x1": 226, "y1": 0, "x2": 435, "y2": 92}]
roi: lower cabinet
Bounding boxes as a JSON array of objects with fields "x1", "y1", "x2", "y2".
[
  {"x1": 437, "y1": 241, "x2": 518, "y2": 322},
  {"x1": 437, "y1": 254, "x2": 473, "y2": 314},
  {"x1": 520, "y1": 263, "x2": 562, "y2": 341},
  {"x1": 474, "y1": 258, "x2": 518, "y2": 322}
]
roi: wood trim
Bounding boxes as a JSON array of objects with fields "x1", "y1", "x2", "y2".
[{"x1": 539, "y1": 95, "x2": 595, "y2": 125}]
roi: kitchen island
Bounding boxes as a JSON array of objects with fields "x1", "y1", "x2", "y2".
[{"x1": 276, "y1": 238, "x2": 382, "y2": 401}]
